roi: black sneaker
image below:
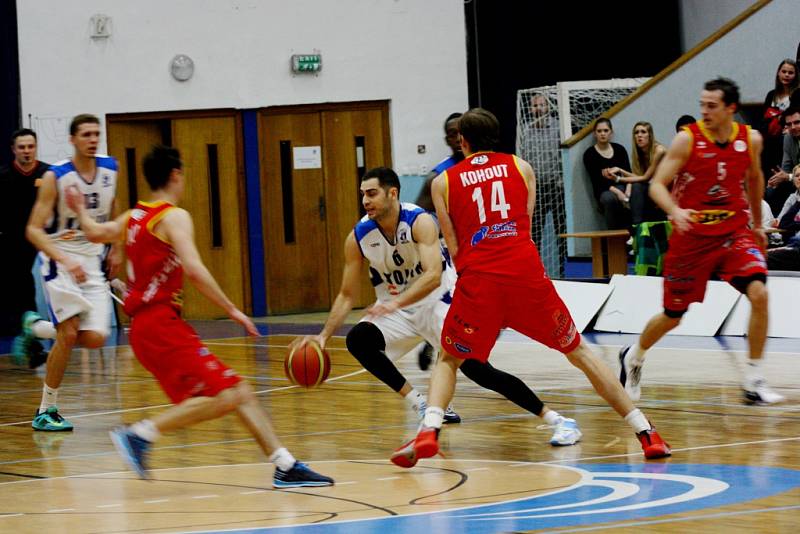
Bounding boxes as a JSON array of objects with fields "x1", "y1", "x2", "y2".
[
  {"x1": 273, "y1": 462, "x2": 334, "y2": 488},
  {"x1": 110, "y1": 426, "x2": 151, "y2": 479},
  {"x1": 417, "y1": 342, "x2": 434, "y2": 370},
  {"x1": 28, "y1": 339, "x2": 49, "y2": 369},
  {"x1": 443, "y1": 405, "x2": 461, "y2": 424}
]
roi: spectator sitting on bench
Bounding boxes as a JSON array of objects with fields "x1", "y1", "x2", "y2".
[{"x1": 767, "y1": 163, "x2": 800, "y2": 271}]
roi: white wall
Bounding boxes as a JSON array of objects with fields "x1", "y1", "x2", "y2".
[
  {"x1": 679, "y1": 0, "x2": 758, "y2": 52},
  {"x1": 16, "y1": 0, "x2": 468, "y2": 171},
  {"x1": 566, "y1": 0, "x2": 799, "y2": 256}
]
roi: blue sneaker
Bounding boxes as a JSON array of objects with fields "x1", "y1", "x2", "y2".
[
  {"x1": 273, "y1": 462, "x2": 334, "y2": 488},
  {"x1": 110, "y1": 427, "x2": 151, "y2": 479},
  {"x1": 32, "y1": 406, "x2": 73, "y2": 431}
]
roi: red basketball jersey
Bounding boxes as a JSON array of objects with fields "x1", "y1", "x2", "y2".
[
  {"x1": 443, "y1": 151, "x2": 545, "y2": 280},
  {"x1": 671, "y1": 121, "x2": 751, "y2": 236},
  {"x1": 123, "y1": 200, "x2": 184, "y2": 315}
]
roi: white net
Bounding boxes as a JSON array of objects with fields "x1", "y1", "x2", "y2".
[{"x1": 516, "y1": 79, "x2": 647, "y2": 277}]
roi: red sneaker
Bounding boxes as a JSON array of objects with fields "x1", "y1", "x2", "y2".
[
  {"x1": 637, "y1": 427, "x2": 671, "y2": 459},
  {"x1": 413, "y1": 426, "x2": 440, "y2": 459},
  {"x1": 390, "y1": 438, "x2": 417, "y2": 468}
]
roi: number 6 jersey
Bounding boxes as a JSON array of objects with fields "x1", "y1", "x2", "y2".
[{"x1": 354, "y1": 203, "x2": 454, "y2": 306}]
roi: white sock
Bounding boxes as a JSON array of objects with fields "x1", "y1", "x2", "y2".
[
  {"x1": 624, "y1": 408, "x2": 650, "y2": 433},
  {"x1": 543, "y1": 410, "x2": 564, "y2": 426},
  {"x1": 130, "y1": 420, "x2": 161, "y2": 443},
  {"x1": 629, "y1": 342, "x2": 646, "y2": 364},
  {"x1": 404, "y1": 389, "x2": 425, "y2": 411},
  {"x1": 31, "y1": 320, "x2": 56, "y2": 339},
  {"x1": 423, "y1": 406, "x2": 445, "y2": 429},
  {"x1": 745, "y1": 360, "x2": 763, "y2": 385},
  {"x1": 39, "y1": 385, "x2": 58, "y2": 413},
  {"x1": 269, "y1": 447, "x2": 297, "y2": 472}
]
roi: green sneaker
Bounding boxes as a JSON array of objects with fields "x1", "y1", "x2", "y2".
[
  {"x1": 32, "y1": 406, "x2": 74, "y2": 432},
  {"x1": 22, "y1": 311, "x2": 43, "y2": 337},
  {"x1": 10, "y1": 335, "x2": 31, "y2": 366},
  {"x1": 11, "y1": 312, "x2": 43, "y2": 366}
]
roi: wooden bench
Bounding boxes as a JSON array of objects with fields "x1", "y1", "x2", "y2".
[{"x1": 559, "y1": 229, "x2": 630, "y2": 278}]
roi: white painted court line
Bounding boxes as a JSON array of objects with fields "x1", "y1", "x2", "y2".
[
  {"x1": 240, "y1": 490, "x2": 267, "y2": 495},
  {"x1": 192, "y1": 494, "x2": 219, "y2": 499},
  {"x1": 376, "y1": 476, "x2": 400, "y2": 481},
  {"x1": 0, "y1": 514, "x2": 24, "y2": 519},
  {"x1": 96, "y1": 503, "x2": 122, "y2": 509},
  {"x1": 47, "y1": 508, "x2": 75, "y2": 513},
  {"x1": 143, "y1": 499, "x2": 170, "y2": 504},
  {"x1": 336, "y1": 481, "x2": 357, "y2": 485},
  {"x1": 465, "y1": 467, "x2": 490, "y2": 472}
]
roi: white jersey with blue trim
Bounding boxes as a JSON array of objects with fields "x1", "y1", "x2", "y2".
[
  {"x1": 46, "y1": 155, "x2": 118, "y2": 256},
  {"x1": 354, "y1": 202, "x2": 454, "y2": 306}
]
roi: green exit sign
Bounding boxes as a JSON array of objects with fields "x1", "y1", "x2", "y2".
[{"x1": 291, "y1": 54, "x2": 322, "y2": 73}]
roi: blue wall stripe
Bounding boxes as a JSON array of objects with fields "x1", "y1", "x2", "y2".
[{"x1": 243, "y1": 110, "x2": 267, "y2": 316}]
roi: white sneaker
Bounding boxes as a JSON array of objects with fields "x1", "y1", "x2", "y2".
[
  {"x1": 743, "y1": 379, "x2": 785, "y2": 405},
  {"x1": 550, "y1": 417, "x2": 582, "y2": 446},
  {"x1": 619, "y1": 345, "x2": 642, "y2": 402}
]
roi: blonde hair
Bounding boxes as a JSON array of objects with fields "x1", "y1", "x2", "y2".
[{"x1": 631, "y1": 121, "x2": 661, "y2": 175}]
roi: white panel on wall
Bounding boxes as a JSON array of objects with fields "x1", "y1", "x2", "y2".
[
  {"x1": 552, "y1": 280, "x2": 613, "y2": 333},
  {"x1": 16, "y1": 0, "x2": 468, "y2": 171},
  {"x1": 594, "y1": 275, "x2": 741, "y2": 336},
  {"x1": 720, "y1": 275, "x2": 800, "y2": 337}
]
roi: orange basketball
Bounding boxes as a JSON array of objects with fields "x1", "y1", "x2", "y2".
[{"x1": 284, "y1": 341, "x2": 331, "y2": 388}]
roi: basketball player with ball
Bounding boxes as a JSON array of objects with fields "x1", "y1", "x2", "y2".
[
  {"x1": 292, "y1": 166, "x2": 583, "y2": 447},
  {"x1": 66, "y1": 145, "x2": 333, "y2": 488}
]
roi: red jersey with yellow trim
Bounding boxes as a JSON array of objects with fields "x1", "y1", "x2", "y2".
[
  {"x1": 123, "y1": 201, "x2": 183, "y2": 315},
  {"x1": 444, "y1": 151, "x2": 546, "y2": 280},
  {"x1": 671, "y1": 121, "x2": 751, "y2": 236}
]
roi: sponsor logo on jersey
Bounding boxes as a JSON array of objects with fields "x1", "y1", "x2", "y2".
[
  {"x1": 488, "y1": 221, "x2": 518, "y2": 239},
  {"x1": 369, "y1": 242, "x2": 380, "y2": 247},
  {"x1": 470, "y1": 155, "x2": 489, "y2": 165},
  {"x1": 746, "y1": 248, "x2": 765, "y2": 262},
  {"x1": 693, "y1": 209, "x2": 735, "y2": 225},
  {"x1": 399, "y1": 230, "x2": 408, "y2": 243},
  {"x1": 733, "y1": 139, "x2": 747, "y2": 152},
  {"x1": 453, "y1": 342, "x2": 472, "y2": 353},
  {"x1": 696, "y1": 140, "x2": 707, "y2": 149},
  {"x1": 471, "y1": 226, "x2": 489, "y2": 246},
  {"x1": 102, "y1": 174, "x2": 112, "y2": 186},
  {"x1": 131, "y1": 209, "x2": 147, "y2": 221}
]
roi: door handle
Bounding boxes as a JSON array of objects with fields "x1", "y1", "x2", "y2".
[{"x1": 318, "y1": 196, "x2": 326, "y2": 220}]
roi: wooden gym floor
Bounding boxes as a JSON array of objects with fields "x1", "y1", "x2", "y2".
[{"x1": 0, "y1": 318, "x2": 798, "y2": 533}]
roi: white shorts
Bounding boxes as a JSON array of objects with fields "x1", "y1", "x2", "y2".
[
  {"x1": 38, "y1": 252, "x2": 111, "y2": 337},
  {"x1": 361, "y1": 298, "x2": 448, "y2": 361}
]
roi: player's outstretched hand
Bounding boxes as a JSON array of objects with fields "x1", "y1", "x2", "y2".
[
  {"x1": 230, "y1": 309, "x2": 259, "y2": 337},
  {"x1": 290, "y1": 335, "x2": 326, "y2": 351},
  {"x1": 65, "y1": 184, "x2": 84, "y2": 213}
]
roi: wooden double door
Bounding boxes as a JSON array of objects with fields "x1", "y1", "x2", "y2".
[
  {"x1": 106, "y1": 112, "x2": 248, "y2": 320},
  {"x1": 260, "y1": 102, "x2": 392, "y2": 314}
]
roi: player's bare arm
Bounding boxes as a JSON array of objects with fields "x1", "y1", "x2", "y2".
[
  {"x1": 515, "y1": 157, "x2": 537, "y2": 218},
  {"x1": 431, "y1": 172, "x2": 458, "y2": 258},
  {"x1": 649, "y1": 131, "x2": 695, "y2": 233},
  {"x1": 368, "y1": 213, "x2": 443, "y2": 319},
  {"x1": 746, "y1": 129, "x2": 767, "y2": 249},
  {"x1": 162, "y1": 207, "x2": 258, "y2": 336},
  {"x1": 64, "y1": 184, "x2": 128, "y2": 243},
  {"x1": 26, "y1": 171, "x2": 88, "y2": 283},
  {"x1": 296, "y1": 231, "x2": 364, "y2": 350}
]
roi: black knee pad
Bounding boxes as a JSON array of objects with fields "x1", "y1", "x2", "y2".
[
  {"x1": 663, "y1": 307, "x2": 687, "y2": 319},
  {"x1": 730, "y1": 273, "x2": 767, "y2": 294},
  {"x1": 346, "y1": 321, "x2": 386, "y2": 359}
]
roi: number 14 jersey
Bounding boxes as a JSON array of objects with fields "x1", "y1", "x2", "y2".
[{"x1": 443, "y1": 151, "x2": 545, "y2": 281}]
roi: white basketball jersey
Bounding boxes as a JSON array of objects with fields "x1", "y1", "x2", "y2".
[
  {"x1": 354, "y1": 203, "x2": 454, "y2": 306},
  {"x1": 46, "y1": 155, "x2": 118, "y2": 256}
]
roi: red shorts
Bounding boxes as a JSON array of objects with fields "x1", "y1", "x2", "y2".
[
  {"x1": 129, "y1": 304, "x2": 240, "y2": 403},
  {"x1": 663, "y1": 229, "x2": 767, "y2": 313},
  {"x1": 441, "y1": 272, "x2": 581, "y2": 362}
]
